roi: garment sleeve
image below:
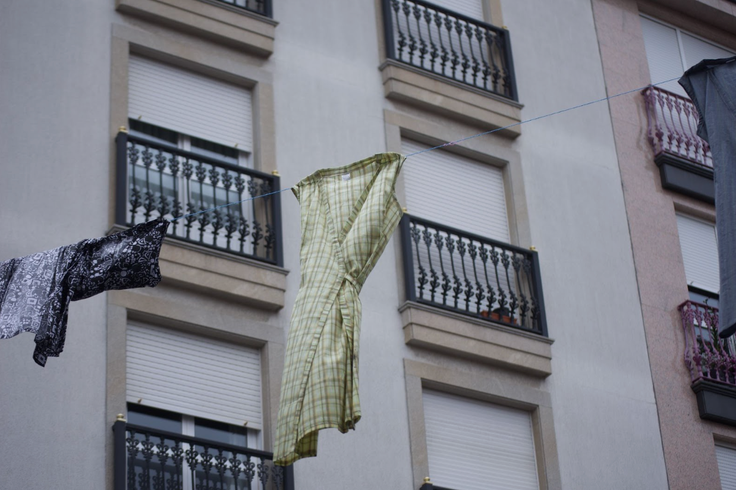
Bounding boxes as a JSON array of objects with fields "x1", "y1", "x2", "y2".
[{"x1": 68, "y1": 219, "x2": 169, "y2": 301}]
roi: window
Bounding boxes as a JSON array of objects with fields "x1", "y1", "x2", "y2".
[
  {"x1": 640, "y1": 16, "x2": 735, "y2": 96},
  {"x1": 422, "y1": 389, "x2": 539, "y2": 490},
  {"x1": 676, "y1": 214, "x2": 719, "y2": 300},
  {"x1": 125, "y1": 55, "x2": 275, "y2": 257},
  {"x1": 716, "y1": 443, "x2": 736, "y2": 490},
  {"x1": 128, "y1": 55, "x2": 253, "y2": 154},
  {"x1": 126, "y1": 322, "x2": 263, "y2": 445}
]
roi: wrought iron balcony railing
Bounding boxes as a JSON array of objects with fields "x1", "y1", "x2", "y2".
[
  {"x1": 382, "y1": 0, "x2": 517, "y2": 100},
  {"x1": 643, "y1": 85, "x2": 712, "y2": 169},
  {"x1": 680, "y1": 301, "x2": 736, "y2": 388},
  {"x1": 115, "y1": 131, "x2": 283, "y2": 267},
  {"x1": 212, "y1": 0, "x2": 272, "y2": 18},
  {"x1": 113, "y1": 420, "x2": 292, "y2": 490},
  {"x1": 401, "y1": 215, "x2": 547, "y2": 336}
]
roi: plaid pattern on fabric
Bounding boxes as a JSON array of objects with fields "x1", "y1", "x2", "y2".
[{"x1": 274, "y1": 153, "x2": 404, "y2": 465}]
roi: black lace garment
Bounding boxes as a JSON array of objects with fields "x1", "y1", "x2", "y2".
[{"x1": 0, "y1": 219, "x2": 169, "y2": 366}]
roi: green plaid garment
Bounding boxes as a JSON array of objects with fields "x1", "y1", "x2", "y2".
[{"x1": 274, "y1": 153, "x2": 405, "y2": 465}]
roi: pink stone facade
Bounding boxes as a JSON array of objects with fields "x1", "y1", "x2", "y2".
[{"x1": 590, "y1": 0, "x2": 736, "y2": 488}]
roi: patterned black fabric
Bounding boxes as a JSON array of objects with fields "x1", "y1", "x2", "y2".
[{"x1": 0, "y1": 219, "x2": 169, "y2": 366}]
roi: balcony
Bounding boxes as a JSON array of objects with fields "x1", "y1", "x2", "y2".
[
  {"x1": 212, "y1": 0, "x2": 272, "y2": 18},
  {"x1": 115, "y1": 130, "x2": 283, "y2": 267},
  {"x1": 400, "y1": 215, "x2": 548, "y2": 336},
  {"x1": 382, "y1": 0, "x2": 517, "y2": 100},
  {"x1": 643, "y1": 86, "x2": 714, "y2": 203},
  {"x1": 680, "y1": 301, "x2": 736, "y2": 426},
  {"x1": 113, "y1": 420, "x2": 292, "y2": 490}
]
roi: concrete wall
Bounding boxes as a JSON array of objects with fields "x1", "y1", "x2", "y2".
[{"x1": 0, "y1": 0, "x2": 671, "y2": 489}]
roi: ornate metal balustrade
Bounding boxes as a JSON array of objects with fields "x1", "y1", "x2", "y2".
[
  {"x1": 382, "y1": 0, "x2": 517, "y2": 100},
  {"x1": 115, "y1": 131, "x2": 283, "y2": 267},
  {"x1": 401, "y1": 215, "x2": 547, "y2": 336},
  {"x1": 212, "y1": 0, "x2": 272, "y2": 17},
  {"x1": 113, "y1": 420, "x2": 292, "y2": 490},
  {"x1": 680, "y1": 301, "x2": 736, "y2": 388},
  {"x1": 643, "y1": 85, "x2": 712, "y2": 168}
]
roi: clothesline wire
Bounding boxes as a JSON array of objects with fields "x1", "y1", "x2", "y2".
[{"x1": 170, "y1": 76, "x2": 680, "y2": 222}]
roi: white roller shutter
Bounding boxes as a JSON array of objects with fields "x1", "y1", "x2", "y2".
[
  {"x1": 402, "y1": 139, "x2": 510, "y2": 243},
  {"x1": 639, "y1": 16, "x2": 686, "y2": 95},
  {"x1": 128, "y1": 55, "x2": 252, "y2": 150},
  {"x1": 681, "y1": 33, "x2": 734, "y2": 69},
  {"x1": 676, "y1": 214, "x2": 719, "y2": 294},
  {"x1": 127, "y1": 322, "x2": 263, "y2": 430},
  {"x1": 431, "y1": 0, "x2": 483, "y2": 20},
  {"x1": 717, "y1": 444, "x2": 736, "y2": 490},
  {"x1": 423, "y1": 390, "x2": 539, "y2": 490}
]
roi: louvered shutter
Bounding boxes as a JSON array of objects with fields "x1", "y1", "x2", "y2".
[
  {"x1": 676, "y1": 214, "x2": 719, "y2": 294},
  {"x1": 681, "y1": 33, "x2": 734, "y2": 69},
  {"x1": 431, "y1": 0, "x2": 483, "y2": 20},
  {"x1": 717, "y1": 445, "x2": 736, "y2": 490},
  {"x1": 402, "y1": 139, "x2": 510, "y2": 243},
  {"x1": 639, "y1": 16, "x2": 686, "y2": 95},
  {"x1": 128, "y1": 55, "x2": 253, "y2": 151},
  {"x1": 423, "y1": 390, "x2": 539, "y2": 490},
  {"x1": 127, "y1": 322, "x2": 263, "y2": 430}
]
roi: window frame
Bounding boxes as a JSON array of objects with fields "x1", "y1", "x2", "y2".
[{"x1": 403, "y1": 359, "x2": 560, "y2": 490}]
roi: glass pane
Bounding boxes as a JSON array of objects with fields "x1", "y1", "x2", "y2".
[
  {"x1": 190, "y1": 135, "x2": 239, "y2": 164},
  {"x1": 195, "y1": 417, "x2": 248, "y2": 447},
  {"x1": 127, "y1": 403, "x2": 183, "y2": 433},
  {"x1": 129, "y1": 119, "x2": 178, "y2": 145}
]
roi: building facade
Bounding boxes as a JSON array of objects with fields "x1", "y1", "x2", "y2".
[
  {"x1": 591, "y1": 0, "x2": 736, "y2": 489},
  {"x1": 0, "y1": 0, "x2": 673, "y2": 489}
]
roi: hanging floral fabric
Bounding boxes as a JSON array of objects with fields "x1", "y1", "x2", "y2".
[
  {"x1": 0, "y1": 219, "x2": 169, "y2": 366},
  {"x1": 274, "y1": 153, "x2": 404, "y2": 465}
]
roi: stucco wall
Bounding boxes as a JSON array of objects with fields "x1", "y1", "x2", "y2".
[{"x1": 0, "y1": 1, "x2": 113, "y2": 488}]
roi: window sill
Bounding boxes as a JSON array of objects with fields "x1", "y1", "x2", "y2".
[
  {"x1": 400, "y1": 301, "x2": 553, "y2": 377},
  {"x1": 109, "y1": 225, "x2": 288, "y2": 310},
  {"x1": 692, "y1": 379, "x2": 736, "y2": 427},
  {"x1": 116, "y1": 0, "x2": 277, "y2": 57},
  {"x1": 379, "y1": 60, "x2": 522, "y2": 138}
]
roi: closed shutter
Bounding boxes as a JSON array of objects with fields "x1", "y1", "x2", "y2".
[
  {"x1": 128, "y1": 55, "x2": 252, "y2": 151},
  {"x1": 717, "y1": 444, "x2": 736, "y2": 490},
  {"x1": 676, "y1": 214, "x2": 719, "y2": 294},
  {"x1": 681, "y1": 33, "x2": 734, "y2": 69},
  {"x1": 423, "y1": 390, "x2": 539, "y2": 490},
  {"x1": 402, "y1": 139, "x2": 510, "y2": 243},
  {"x1": 127, "y1": 322, "x2": 263, "y2": 430},
  {"x1": 639, "y1": 16, "x2": 686, "y2": 95},
  {"x1": 431, "y1": 0, "x2": 483, "y2": 20}
]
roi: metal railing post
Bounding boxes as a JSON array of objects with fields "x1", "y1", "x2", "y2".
[
  {"x1": 382, "y1": 0, "x2": 396, "y2": 60},
  {"x1": 530, "y1": 249, "x2": 548, "y2": 337},
  {"x1": 272, "y1": 174, "x2": 284, "y2": 267},
  {"x1": 401, "y1": 214, "x2": 417, "y2": 303},
  {"x1": 500, "y1": 28, "x2": 518, "y2": 101},
  {"x1": 113, "y1": 418, "x2": 127, "y2": 490},
  {"x1": 115, "y1": 129, "x2": 129, "y2": 227}
]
